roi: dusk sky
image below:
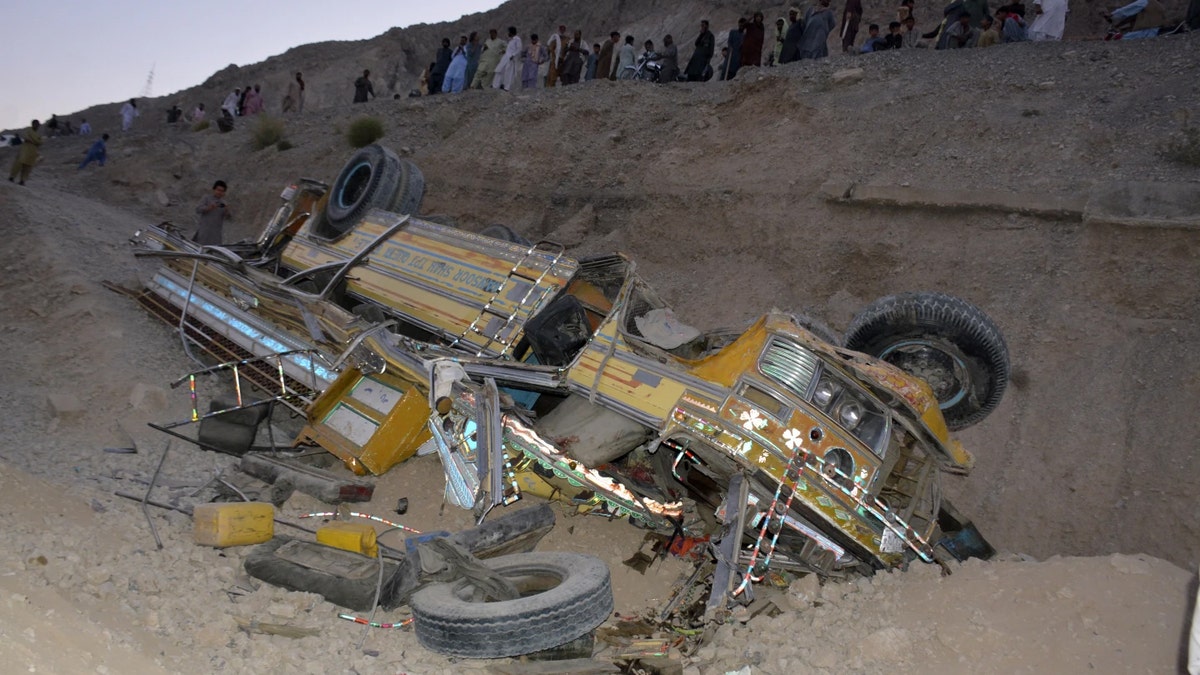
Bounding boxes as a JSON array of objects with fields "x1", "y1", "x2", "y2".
[{"x1": 0, "y1": 1, "x2": 503, "y2": 131}]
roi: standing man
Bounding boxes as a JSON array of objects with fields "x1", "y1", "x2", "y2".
[
  {"x1": 354, "y1": 69, "x2": 375, "y2": 103},
  {"x1": 615, "y1": 35, "x2": 636, "y2": 80},
  {"x1": 659, "y1": 35, "x2": 679, "y2": 83},
  {"x1": 545, "y1": 25, "x2": 567, "y2": 87},
  {"x1": 741, "y1": 12, "x2": 766, "y2": 68},
  {"x1": 430, "y1": 38, "x2": 452, "y2": 95},
  {"x1": 443, "y1": 36, "x2": 470, "y2": 93},
  {"x1": 471, "y1": 29, "x2": 505, "y2": 89},
  {"x1": 120, "y1": 99, "x2": 139, "y2": 131},
  {"x1": 685, "y1": 20, "x2": 715, "y2": 81},
  {"x1": 842, "y1": 0, "x2": 864, "y2": 52},
  {"x1": 596, "y1": 32, "x2": 619, "y2": 82},
  {"x1": 283, "y1": 72, "x2": 305, "y2": 113},
  {"x1": 465, "y1": 32, "x2": 483, "y2": 87},
  {"x1": 800, "y1": 0, "x2": 838, "y2": 58},
  {"x1": 1028, "y1": 0, "x2": 1068, "y2": 39},
  {"x1": 492, "y1": 27, "x2": 522, "y2": 91},
  {"x1": 780, "y1": 7, "x2": 805, "y2": 63},
  {"x1": 79, "y1": 133, "x2": 110, "y2": 170},
  {"x1": 7, "y1": 120, "x2": 42, "y2": 185},
  {"x1": 222, "y1": 89, "x2": 241, "y2": 118},
  {"x1": 195, "y1": 181, "x2": 233, "y2": 246},
  {"x1": 724, "y1": 18, "x2": 746, "y2": 80},
  {"x1": 585, "y1": 43, "x2": 600, "y2": 80},
  {"x1": 560, "y1": 30, "x2": 586, "y2": 85}
]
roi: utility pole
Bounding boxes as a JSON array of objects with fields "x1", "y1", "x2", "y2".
[{"x1": 141, "y1": 64, "x2": 156, "y2": 98}]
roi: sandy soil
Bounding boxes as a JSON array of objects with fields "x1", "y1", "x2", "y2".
[{"x1": 1, "y1": 9, "x2": 1198, "y2": 674}]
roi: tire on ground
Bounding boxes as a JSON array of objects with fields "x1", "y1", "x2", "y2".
[
  {"x1": 478, "y1": 223, "x2": 532, "y2": 247},
  {"x1": 843, "y1": 291, "x2": 1010, "y2": 430},
  {"x1": 324, "y1": 144, "x2": 403, "y2": 236},
  {"x1": 410, "y1": 552, "x2": 613, "y2": 659}
]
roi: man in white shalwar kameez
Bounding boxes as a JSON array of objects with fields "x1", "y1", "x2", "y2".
[
  {"x1": 492, "y1": 27, "x2": 522, "y2": 91},
  {"x1": 120, "y1": 99, "x2": 139, "y2": 131},
  {"x1": 1028, "y1": 0, "x2": 1068, "y2": 40}
]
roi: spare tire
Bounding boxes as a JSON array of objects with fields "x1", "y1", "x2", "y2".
[
  {"x1": 410, "y1": 552, "x2": 612, "y2": 659},
  {"x1": 324, "y1": 145, "x2": 408, "y2": 236},
  {"x1": 392, "y1": 158, "x2": 425, "y2": 216},
  {"x1": 790, "y1": 312, "x2": 841, "y2": 346},
  {"x1": 479, "y1": 224, "x2": 532, "y2": 247},
  {"x1": 844, "y1": 292, "x2": 1009, "y2": 430}
]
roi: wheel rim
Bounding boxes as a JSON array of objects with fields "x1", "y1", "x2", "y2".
[
  {"x1": 336, "y1": 161, "x2": 372, "y2": 208},
  {"x1": 878, "y1": 339, "x2": 971, "y2": 409}
]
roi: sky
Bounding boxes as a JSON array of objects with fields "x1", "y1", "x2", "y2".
[{"x1": 0, "y1": 1, "x2": 502, "y2": 131}]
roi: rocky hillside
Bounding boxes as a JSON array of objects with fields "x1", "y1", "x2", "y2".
[{"x1": 0, "y1": 1, "x2": 1197, "y2": 672}]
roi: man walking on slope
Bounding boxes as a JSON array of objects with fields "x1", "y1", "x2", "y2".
[
  {"x1": 79, "y1": 134, "x2": 110, "y2": 170},
  {"x1": 354, "y1": 70, "x2": 375, "y2": 103},
  {"x1": 7, "y1": 120, "x2": 42, "y2": 185}
]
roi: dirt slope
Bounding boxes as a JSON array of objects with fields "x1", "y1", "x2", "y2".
[{"x1": 0, "y1": 5, "x2": 1198, "y2": 672}]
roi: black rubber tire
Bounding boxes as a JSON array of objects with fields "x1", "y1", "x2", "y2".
[
  {"x1": 325, "y1": 144, "x2": 403, "y2": 235},
  {"x1": 479, "y1": 223, "x2": 532, "y2": 247},
  {"x1": 390, "y1": 158, "x2": 425, "y2": 215},
  {"x1": 844, "y1": 292, "x2": 1010, "y2": 430},
  {"x1": 410, "y1": 552, "x2": 613, "y2": 659}
]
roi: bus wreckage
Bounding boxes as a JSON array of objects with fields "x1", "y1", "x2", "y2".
[{"x1": 130, "y1": 144, "x2": 1010, "y2": 608}]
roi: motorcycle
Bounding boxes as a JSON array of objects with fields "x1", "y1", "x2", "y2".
[{"x1": 619, "y1": 51, "x2": 663, "y2": 82}]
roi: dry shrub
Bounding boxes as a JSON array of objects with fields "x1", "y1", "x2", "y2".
[
  {"x1": 251, "y1": 116, "x2": 286, "y2": 151},
  {"x1": 346, "y1": 117, "x2": 384, "y2": 148}
]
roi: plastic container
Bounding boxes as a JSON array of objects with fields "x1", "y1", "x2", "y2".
[
  {"x1": 316, "y1": 521, "x2": 379, "y2": 558},
  {"x1": 193, "y1": 502, "x2": 275, "y2": 547}
]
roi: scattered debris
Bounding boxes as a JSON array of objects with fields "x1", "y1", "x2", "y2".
[{"x1": 233, "y1": 616, "x2": 320, "y2": 639}]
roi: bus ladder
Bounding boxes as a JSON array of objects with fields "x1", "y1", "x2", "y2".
[
  {"x1": 153, "y1": 350, "x2": 324, "y2": 450},
  {"x1": 450, "y1": 241, "x2": 567, "y2": 358},
  {"x1": 731, "y1": 443, "x2": 810, "y2": 599}
]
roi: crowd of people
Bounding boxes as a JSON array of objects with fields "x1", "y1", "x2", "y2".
[{"x1": 409, "y1": 0, "x2": 1191, "y2": 91}]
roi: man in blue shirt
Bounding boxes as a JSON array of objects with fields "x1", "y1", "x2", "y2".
[{"x1": 79, "y1": 134, "x2": 109, "y2": 170}]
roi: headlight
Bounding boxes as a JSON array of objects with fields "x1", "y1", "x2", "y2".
[
  {"x1": 839, "y1": 401, "x2": 863, "y2": 429},
  {"x1": 813, "y1": 378, "x2": 839, "y2": 407}
]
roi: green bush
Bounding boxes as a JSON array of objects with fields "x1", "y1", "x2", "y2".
[
  {"x1": 346, "y1": 117, "x2": 384, "y2": 148},
  {"x1": 1159, "y1": 127, "x2": 1200, "y2": 167},
  {"x1": 276, "y1": 139, "x2": 294, "y2": 151},
  {"x1": 250, "y1": 115, "x2": 286, "y2": 151},
  {"x1": 192, "y1": 120, "x2": 210, "y2": 132}
]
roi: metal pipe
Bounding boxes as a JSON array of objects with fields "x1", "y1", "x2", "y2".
[
  {"x1": 178, "y1": 260, "x2": 202, "y2": 365},
  {"x1": 141, "y1": 443, "x2": 170, "y2": 549}
]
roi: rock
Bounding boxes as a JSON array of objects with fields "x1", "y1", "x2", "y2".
[
  {"x1": 47, "y1": 393, "x2": 85, "y2": 420},
  {"x1": 831, "y1": 68, "x2": 865, "y2": 85},
  {"x1": 155, "y1": 189, "x2": 171, "y2": 207},
  {"x1": 785, "y1": 573, "x2": 821, "y2": 609},
  {"x1": 129, "y1": 382, "x2": 169, "y2": 411},
  {"x1": 1109, "y1": 553, "x2": 1152, "y2": 575}
]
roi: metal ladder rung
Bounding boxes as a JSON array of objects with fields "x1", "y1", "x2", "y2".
[{"x1": 451, "y1": 240, "x2": 566, "y2": 357}]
